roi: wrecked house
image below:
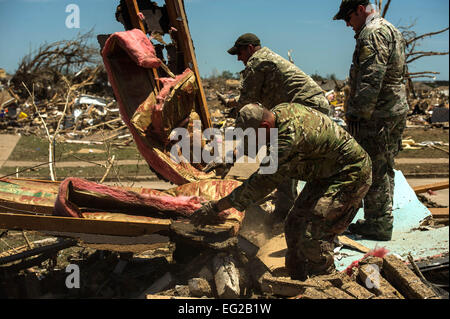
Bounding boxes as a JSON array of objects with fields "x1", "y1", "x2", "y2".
[{"x1": 0, "y1": 0, "x2": 449, "y2": 300}]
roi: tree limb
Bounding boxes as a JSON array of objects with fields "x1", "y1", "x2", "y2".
[{"x1": 407, "y1": 27, "x2": 449, "y2": 46}]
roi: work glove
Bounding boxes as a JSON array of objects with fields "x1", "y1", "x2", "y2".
[
  {"x1": 191, "y1": 200, "x2": 221, "y2": 227},
  {"x1": 203, "y1": 162, "x2": 233, "y2": 179},
  {"x1": 216, "y1": 91, "x2": 229, "y2": 107},
  {"x1": 346, "y1": 119, "x2": 360, "y2": 137}
]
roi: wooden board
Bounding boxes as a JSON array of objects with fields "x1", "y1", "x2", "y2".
[
  {"x1": 165, "y1": 0, "x2": 211, "y2": 129},
  {"x1": 0, "y1": 212, "x2": 170, "y2": 237},
  {"x1": 413, "y1": 181, "x2": 449, "y2": 194},
  {"x1": 256, "y1": 234, "x2": 371, "y2": 276},
  {"x1": 429, "y1": 207, "x2": 449, "y2": 218}
]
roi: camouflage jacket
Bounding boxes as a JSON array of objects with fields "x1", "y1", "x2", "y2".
[
  {"x1": 236, "y1": 47, "x2": 330, "y2": 115},
  {"x1": 226, "y1": 103, "x2": 371, "y2": 211},
  {"x1": 347, "y1": 13, "x2": 409, "y2": 121}
]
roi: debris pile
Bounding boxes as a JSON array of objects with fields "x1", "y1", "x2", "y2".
[
  {"x1": 1, "y1": 228, "x2": 447, "y2": 299},
  {"x1": 0, "y1": 33, "x2": 130, "y2": 145}
]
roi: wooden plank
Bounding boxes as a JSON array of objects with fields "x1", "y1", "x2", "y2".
[
  {"x1": 429, "y1": 207, "x2": 449, "y2": 218},
  {"x1": 261, "y1": 272, "x2": 332, "y2": 297},
  {"x1": 0, "y1": 212, "x2": 170, "y2": 237},
  {"x1": 0, "y1": 238, "x2": 76, "y2": 266},
  {"x1": 413, "y1": 181, "x2": 449, "y2": 194},
  {"x1": 124, "y1": 0, "x2": 161, "y2": 92},
  {"x1": 382, "y1": 255, "x2": 439, "y2": 299},
  {"x1": 337, "y1": 235, "x2": 371, "y2": 253},
  {"x1": 358, "y1": 263, "x2": 405, "y2": 299},
  {"x1": 255, "y1": 233, "x2": 287, "y2": 276},
  {"x1": 165, "y1": 0, "x2": 212, "y2": 129}
]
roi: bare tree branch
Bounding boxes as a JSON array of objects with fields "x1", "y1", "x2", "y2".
[
  {"x1": 381, "y1": 0, "x2": 391, "y2": 18},
  {"x1": 406, "y1": 27, "x2": 449, "y2": 46},
  {"x1": 407, "y1": 71, "x2": 440, "y2": 76},
  {"x1": 407, "y1": 51, "x2": 449, "y2": 64}
]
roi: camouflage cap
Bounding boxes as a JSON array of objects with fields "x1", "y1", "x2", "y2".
[
  {"x1": 227, "y1": 33, "x2": 261, "y2": 55},
  {"x1": 235, "y1": 103, "x2": 264, "y2": 130},
  {"x1": 333, "y1": 0, "x2": 370, "y2": 20}
]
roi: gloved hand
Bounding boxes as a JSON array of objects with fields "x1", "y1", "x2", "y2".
[
  {"x1": 346, "y1": 119, "x2": 360, "y2": 136},
  {"x1": 203, "y1": 162, "x2": 233, "y2": 179},
  {"x1": 191, "y1": 200, "x2": 221, "y2": 226},
  {"x1": 216, "y1": 91, "x2": 229, "y2": 107}
]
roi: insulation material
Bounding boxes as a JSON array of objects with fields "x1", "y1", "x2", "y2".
[
  {"x1": 131, "y1": 68, "x2": 198, "y2": 144},
  {"x1": 53, "y1": 178, "x2": 244, "y2": 228},
  {"x1": 0, "y1": 178, "x2": 60, "y2": 215},
  {"x1": 102, "y1": 29, "x2": 214, "y2": 185},
  {"x1": 54, "y1": 177, "x2": 204, "y2": 219}
]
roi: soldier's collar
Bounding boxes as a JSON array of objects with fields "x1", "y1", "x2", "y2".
[{"x1": 354, "y1": 12, "x2": 381, "y2": 39}]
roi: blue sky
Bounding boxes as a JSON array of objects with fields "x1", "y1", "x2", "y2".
[{"x1": 0, "y1": 0, "x2": 448, "y2": 80}]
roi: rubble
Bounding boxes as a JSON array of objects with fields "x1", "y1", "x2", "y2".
[{"x1": 0, "y1": 0, "x2": 448, "y2": 302}]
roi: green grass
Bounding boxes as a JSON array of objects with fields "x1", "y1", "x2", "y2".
[
  {"x1": 0, "y1": 163, "x2": 155, "y2": 180},
  {"x1": 8, "y1": 135, "x2": 143, "y2": 162}
]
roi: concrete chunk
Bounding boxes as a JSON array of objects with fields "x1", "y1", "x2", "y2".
[
  {"x1": 213, "y1": 253, "x2": 240, "y2": 299},
  {"x1": 382, "y1": 255, "x2": 439, "y2": 299},
  {"x1": 188, "y1": 278, "x2": 213, "y2": 298}
]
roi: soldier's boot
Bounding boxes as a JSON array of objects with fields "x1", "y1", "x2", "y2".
[
  {"x1": 285, "y1": 249, "x2": 308, "y2": 281},
  {"x1": 348, "y1": 217, "x2": 393, "y2": 241}
]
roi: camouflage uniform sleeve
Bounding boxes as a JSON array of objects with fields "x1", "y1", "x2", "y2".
[
  {"x1": 224, "y1": 126, "x2": 295, "y2": 211},
  {"x1": 347, "y1": 30, "x2": 391, "y2": 121},
  {"x1": 237, "y1": 61, "x2": 274, "y2": 108}
]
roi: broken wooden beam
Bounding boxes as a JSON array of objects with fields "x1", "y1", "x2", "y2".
[
  {"x1": 341, "y1": 281, "x2": 376, "y2": 299},
  {"x1": 413, "y1": 181, "x2": 449, "y2": 194},
  {"x1": 0, "y1": 212, "x2": 171, "y2": 237},
  {"x1": 382, "y1": 255, "x2": 439, "y2": 299},
  {"x1": 261, "y1": 273, "x2": 333, "y2": 297},
  {"x1": 357, "y1": 263, "x2": 405, "y2": 299},
  {"x1": 337, "y1": 235, "x2": 370, "y2": 253},
  {"x1": 165, "y1": 0, "x2": 211, "y2": 129},
  {"x1": 0, "y1": 237, "x2": 76, "y2": 266},
  {"x1": 429, "y1": 207, "x2": 449, "y2": 218}
]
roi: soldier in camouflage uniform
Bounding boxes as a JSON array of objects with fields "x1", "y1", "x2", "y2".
[
  {"x1": 219, "y1": 33, "x2": 330, "y2": 115},
  {"x1": 212, "y1": 33, "x2": 331, "y2": 223},
  {"x1": 193, "y1": 103, "x2": 372, "y2": 280},
  {"x1": 334, "y1": 0, "x2": 409, "y2": 241}
]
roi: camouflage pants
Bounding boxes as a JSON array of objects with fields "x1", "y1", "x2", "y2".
[
  {"x1": 272, "y1": 179, "x2": 298, "y2": 222},
  {"x1": 284, "y1": 160, "x2": 372, "y2": 280},
  {"x1": 354, "y1": 113, "x2": 407, "y2": 227}
]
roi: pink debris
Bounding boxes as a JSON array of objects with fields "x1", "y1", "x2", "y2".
[{"x1": 345, "y1": 247, "x2": 390, "y2": 276}]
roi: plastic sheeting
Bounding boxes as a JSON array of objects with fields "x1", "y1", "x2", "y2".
[{"x1": 334, "y1": 170, "x2": 449, "y2": 270}]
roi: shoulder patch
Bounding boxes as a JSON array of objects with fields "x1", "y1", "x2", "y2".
[{"x1": 359, "y1": 45, "x2": 373, "y2": 62}]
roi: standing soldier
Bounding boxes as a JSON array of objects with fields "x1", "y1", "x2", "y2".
[
  {"x1": 333, "y1": 0, "x2": 409, "y2": 240},
  {"x1": 193, "y1": 103, "x2": 372, "y2": 280},
  {"x1": 213, "y1": 33, "x2": 331, "y2": 224}
]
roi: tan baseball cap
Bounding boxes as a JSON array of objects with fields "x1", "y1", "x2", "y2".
[
  {"x1": 235, "y1": 103, "x2": 264, "y2": 130},
  {"x1": 227, "y1": 33, "x2": 261, "y2": 55}
]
